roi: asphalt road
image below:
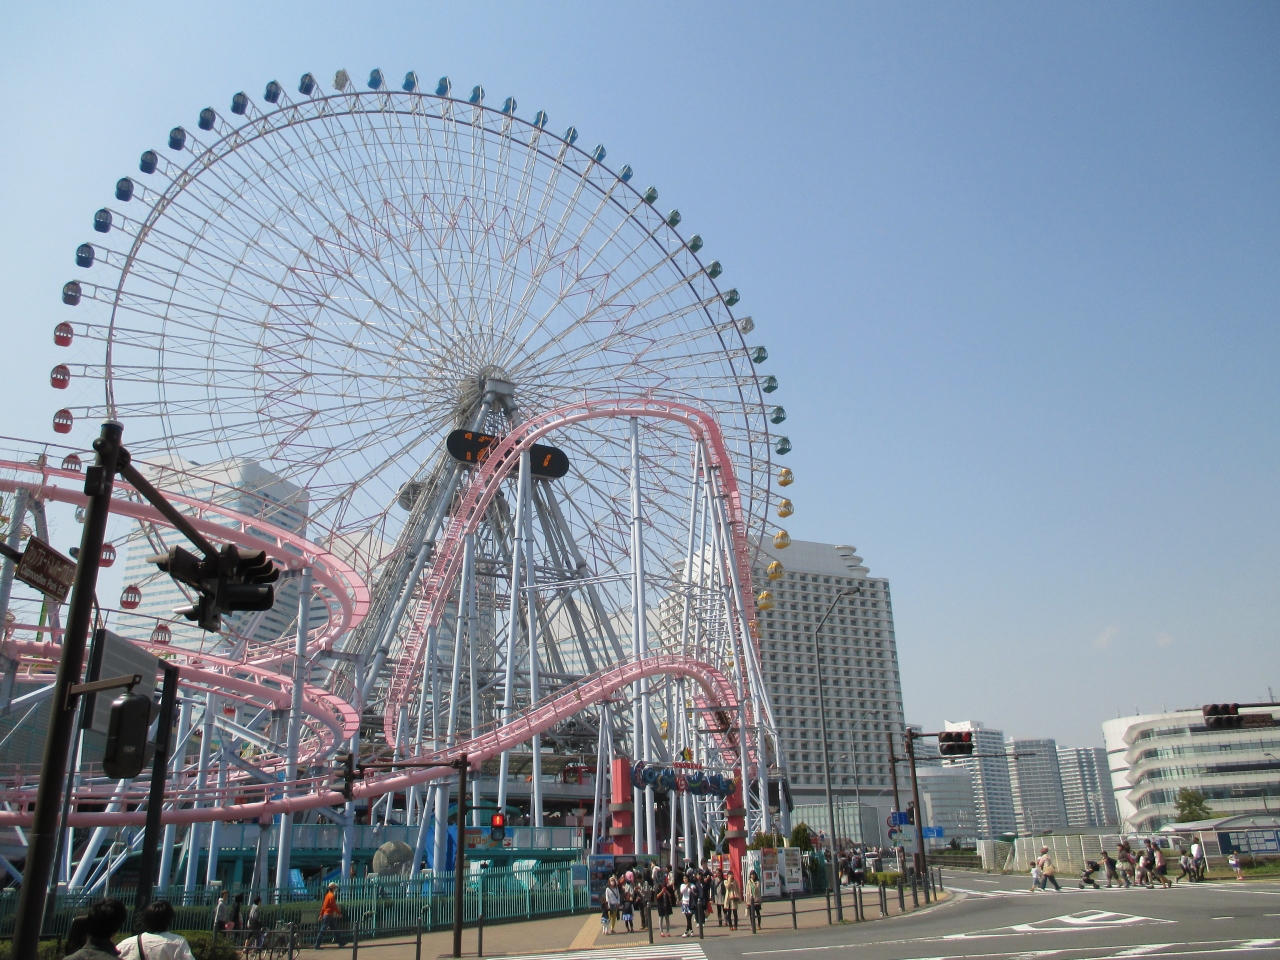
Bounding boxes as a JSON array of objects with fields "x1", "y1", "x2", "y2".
[{"x1": 702, "y1": 870, "x2": 1280, "y2": 960}]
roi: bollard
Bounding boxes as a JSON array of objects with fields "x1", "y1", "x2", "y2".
[
  {"x1": 415, "y1": 921, "x2": 422, "y2": 960},
  {"x1": 911, "y1": 872, "x2": 919, "y2": 908},
  {"x1": 648, "y1": 904, "x2": 654, "y2": 945},
  {"x1": 936, "y1": 867, "x2": 944, "y2": 893},
  {"x1": 899, "y1": 879, "x2": 907, "y2": 912},
  {"x1": 698, "y1": 908, "x2": 704, "y2": 939},
  {"x1": 749, "y1": 900, "x2": 757, "y2": 934},
  {"x1": 825, "y1": 891, "x2": 832, "y2": 925},
  {"x1": 790, "y1": 892, "x2": 798, "y2": 930},
  {"x1": 478, "y1": 905, "x2": 484, "y2": 958},
  {"x1": 879, "y1": 883, "x2": 887, "y2": 918},
  {"x1": 856, "y1": 884, "x2": 864, "y2": 922},
  {"x1": 351, "y1": 917, "x2": 359, "y2": 960},
  {"x1": 289, "y1": 923, "x2": 297, "y2": 960}
]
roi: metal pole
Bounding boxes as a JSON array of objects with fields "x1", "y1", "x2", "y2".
[
  {"x1": 275, "y1": 567, "x2": 311, "y2": 894},
  {"x1": 628, "y1": 419, "x2": 647, "y2": 853},
  {"x1": 906, "y1": 733, "x2": 928, "y2": 902},
  {"x1": 158, "y1": 697, "x2": 192, "y2": 890},
  {"x1": 498, "y1": 458, "x2": 526, "y2": 815},
  {"x1": 888, "y1": 731, "x2": 902, "y2": 814},
  {"x1": 0, "y1": 487, "x2": 31, "y2": 710},
  {"x1": 134, "y1": 662, "x2": 179, "y2": 918},
  {"x1": 524, "y1": 460, "x2": 544, "y2": 828},
  {"x1": 810, "y1": 590, "x2": 848, "y2": 921},
  {"x1": 12, "y1": 421, "x2": 122, "y2": 958},
  {"x1": 452, "y1": 755, "x2": 468, "y2": 959},
  {"x1": 206, "y1": 749, "x2": 227, "y2": 884}
]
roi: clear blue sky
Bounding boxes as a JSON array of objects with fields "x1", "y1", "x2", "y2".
[{"x1": 2, "y1": 2, "x2": 1276, "y2": 747}]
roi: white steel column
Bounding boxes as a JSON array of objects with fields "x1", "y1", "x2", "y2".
[
  {"x1": 276, "y1": 567, "x2": 311, "y2": 895},
  {"x1": 157, "y1": 696, "x2": 191, "y2": 890},
  {"x1": 498, "y1": 457, "x2": 529, "y2": 815},
  {"x1": 184, "y1": 697, "x2": 213, "y2": 891},
  {"x1": 205, "y1": 750, "x2": 227, "y2": 884},
  {"x1": 465, "y1": 537, "x2": 481, "y2": 825},
  {"x1": 524, "y1": 455, "x2": 544, "y2": 828},
  {"x1": 629, "y1": 418, "x2": 656, "y2": 854},
  {"x1": 433, "y1": 545, "x2": 470, "y2": 867}
]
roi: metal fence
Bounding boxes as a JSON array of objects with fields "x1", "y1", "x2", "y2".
[{"x1": 0, "y1": 863, "x2": 589, "y2": 942}]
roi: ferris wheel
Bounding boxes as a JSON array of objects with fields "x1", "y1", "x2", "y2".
[{"x1": 51, "y1": 68, "x2": 787, "y2": 591}]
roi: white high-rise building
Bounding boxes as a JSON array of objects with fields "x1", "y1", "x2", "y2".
[
  {"x1": 750, "y1": 539, "x2": 905, "y2": 819},
  {"x1": 1058, "y1": 746, "x2": 1119, "y2": 828},
  {"x1": 120, "y1": 456, "x2": 313, "y2": 651},
  {"x1": 915, "y1": 765, "x2": 979, "y2": 847},
  {"x1": 944, "y1": 720, "x2": 1017, "y2": 838},
  {"x1": 1007, "y1": 738, "x2": 1068, "y2": 834},
  {"x1": 1103, "y1": 708, "x2": 1280, "y2": 832}
]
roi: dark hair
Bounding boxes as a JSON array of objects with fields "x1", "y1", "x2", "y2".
[
  {"x1": 86, "y1": 898, "x2": 127, "y2": 939},
  {"x1": 141, "y1": 899, "x2": 175, "y2": 933},
  {"x1": 65, "y1": 916, "x2": 91, "y2": 954}
]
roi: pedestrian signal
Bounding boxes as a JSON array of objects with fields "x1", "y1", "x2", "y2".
[{"x1": 490, "y1": 812, "x2": 506, "y2": 841}]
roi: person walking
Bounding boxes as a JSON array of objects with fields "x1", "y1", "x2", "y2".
[
  {"x1": 65, "y1": 900, "x2": 129, "y2": 960},
  {"x1": 1176, "y1": 851, "x2": 1195, "y2": 883},
  {"x1": 655, "y1": 877, "x2": 675, "y2": 937},
  {"x1": 746, "y1": 869, "x2": 763, "y2": 930},
  {"x1": 247, "y1": 896, "x2": 266, "y2": 951},
  {"x1": 212, "y1": 890, "x2": 230, "y2": 935},
  {"x1": 637, "y1": 873, "x2": 653, "y2": 930},
  {"x1": 604, "y1": 876, "x2": 621, "y2": 934},
  {"x1": 723, "y1": 871, "x2": 741, "y2": 931},
  {"x1": 1101, "y1": 850, "x2": 1120, "y2": 888},
  {"x1": 1029, "y1": 860, "x2": 1042, "y2": 892},
  {"x1": 713, "y1": 870, "x2": 725, "y2": 926},
  {"x1": 315, "y1": 882, "x2": 343, "y2": 949},
  {"x1": 1229, "y1": 851, "x2": 1244, "y2": 880},
  {"x1": 679, "y1": 876, "x2": 695, "y2": 937},
  {"x1": 117, "y1": 901, "x2": 196, "y2": 960},
  {"x1": 1037, "y1": 848, "x2": 1061, "y2": 891},
  {"x1": 1153, "y1": 844, "x2": 1173, "y2": 888},
  {"x1": 1190, "y1": 840, "x2": 1205, "y2": 881},
  {"x1": 230, "y1": 893, "x2": 244, "y2": 931}
]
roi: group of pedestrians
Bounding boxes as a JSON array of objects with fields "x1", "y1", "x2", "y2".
[
  {"x1": 1041, "y1": 838, "x2": 1218, "y2": 891},
  {"x1": 600, "y1": 861, "x2": 761, "y2": 938},
  {"x1": 835, "y1": 845, "x2": 906, "y2": 885}
]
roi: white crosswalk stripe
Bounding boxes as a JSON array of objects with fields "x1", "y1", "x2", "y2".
[{"x1": 499, "y1": 943, "x2": 709, "y2": 960}]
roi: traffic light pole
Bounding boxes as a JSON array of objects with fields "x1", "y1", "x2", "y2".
[
  {"x1": 13, "y1": 421, "x2": 124, "y2": 960},
  {"x1": 133, "y1": 661, "x2": 180, "y2": 920},
  {"x1": 904, "y1": 733, "x2": 929, "y2": 903},
  {"x1": 887, "y1": 732, "x2": 902, "y2": 813}
]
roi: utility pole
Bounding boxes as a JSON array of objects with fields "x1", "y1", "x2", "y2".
[
  {"x1": 887, "y1": 730, "x2": 901, "y2": 813},
  {"x1": 13, "y1": 421, "x2": 123, "y2": 959},
  {"x1": 905, "y1": 732, "x2": 929, "y2": 903}
]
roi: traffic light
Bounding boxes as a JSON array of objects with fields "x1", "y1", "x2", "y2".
[
  {"x1": 905, "y1": 803, "x2": 916, "y2": 825},
  {"x1": 147, "y1": 543, "x2": 278, "y2": 633},
  {"x1": 490, "y1": 812, "x2": 506, "y2": 841},
  {"x1": 939, "y1": 731, "x2": 975, "y2": 756},
  {"x1": 102, "y1": 690, "x2": 152, "y2": 778},
  {"x1": 1203, "y1": 704, "x2": 1243, "y2": 730},
  {"x1": 336, "y1": 751, "x2": 356, "y2": 801}
]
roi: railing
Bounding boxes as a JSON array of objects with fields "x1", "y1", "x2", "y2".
[{"x1": 0, "y1": 864, "x2": 589, "y2": 941}]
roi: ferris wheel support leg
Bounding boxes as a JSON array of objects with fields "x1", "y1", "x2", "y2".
[
  {"x1": 0, "y1": 487, "x2": 30, "y2": 712},
  {"x1": 410, "y1": 783, "x2": 434, "y2": 875},
  {"x1": 432, "y1": 782, "x2": 448, "y2": 872},
  {"x1": 184, "y1": 698, "x2": 213, "y2": 892},
  {"x1": 274, "y1": 567, "x2": 311, "y2": 895},
  {"x1": 521, "y1": 450, "x2": 545, "y2": 829},
  {"x1": 465, "y1": 540, "x2": 482, "y2": 828},
  {"x1": 498, "y1": 456, "x2": 528, "y2": 815},
  {"x1": 628, "y1": 419, "x2": 654, "y2": 854},
  {"x1": 588, "y1": 710, "x2": 607, "y2": 854}
]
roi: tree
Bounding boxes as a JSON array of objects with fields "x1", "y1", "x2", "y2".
[
  {"x1": 790, "y1": 822, "x2": 814, "y2": 851},
  {"x1": 748, "y1": 830, "x2": 787, "y2": 850},
  {"x1": 1175, "y1": 788, "x2": 1214, "y2": 823}
]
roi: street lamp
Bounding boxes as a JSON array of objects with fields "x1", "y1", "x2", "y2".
[{"x1": 806, "y1": 587, "x2": 858, "y2": 921}]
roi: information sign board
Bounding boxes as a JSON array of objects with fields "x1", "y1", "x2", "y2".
[
  {"x1": 888, "y1": 811, "x2": 911, "y2": 827},
  {"x1": 922, "y1": 826, "x2": 945, "y2": 839},
  {"x1": 14, "y1": 537, "x2": 76, "y2": 604},
  {"x1": 87, "y1": 630, "x2": 160, "y2": 735}
]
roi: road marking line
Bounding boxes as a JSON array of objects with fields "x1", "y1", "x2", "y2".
[{"x1": 1211, "y1": 917, "x2": 1234, "y2": 920}]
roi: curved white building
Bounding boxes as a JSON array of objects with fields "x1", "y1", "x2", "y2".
[{"x1": 1103, "y1": 708, "x2": 1280, "y2": 833}]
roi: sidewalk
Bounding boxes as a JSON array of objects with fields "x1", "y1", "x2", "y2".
[{"x1": 293, "y1": 886, "x2": 951, "y2": 959}]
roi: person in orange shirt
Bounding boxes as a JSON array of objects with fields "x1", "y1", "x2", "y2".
[{"x1": 315, "y1": 882, "x2": 343, "y2": 949}]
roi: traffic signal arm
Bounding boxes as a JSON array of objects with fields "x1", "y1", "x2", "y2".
[{"x1": 118, "y1": 459, "x2": 218, "y2": 560}]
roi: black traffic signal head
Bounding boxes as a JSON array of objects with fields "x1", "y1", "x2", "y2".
[
  {"x1": 103, "y1": 690, "x2": 152, "y2": 778},
  {"x1": 939, "y1": 731, "x2": 975, "y2": 756},
  {"x1": 146, "y1": 545, "x2": 210, "y2": 591},
  {"x1": 217, "y1": 545, "x2": 279, "y2": 613},
  {"x1": 490, "y1": 812, "x2": 506, "y2": 841},
  {"x1": 336, "y1": 751, "x2": 356, "y2": 801},
  {"x1": 1202, "y1": 703, "x2": 1243, "y2": 730}
]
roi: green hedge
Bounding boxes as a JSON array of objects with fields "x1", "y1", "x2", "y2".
[
  {"x1": 0, "y1": 940, "x2": 64, "y2": 960},
  {"x1": 869, "y1": 871, "x2": 902, "y2": 886},
  {"x1": 171, "y1": 931, "x2": 241, "y2": 960}
]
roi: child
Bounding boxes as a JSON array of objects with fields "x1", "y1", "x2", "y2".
[
  {"x1": 621, "y1": 887, "x2": 634, "y2": 933},
  {"x1": 1176, "y1": 852, "x2": 1195, "y2": 883},
  {"x1": 1229, "y1": 852, "x2": 1244, "y2": 880},
  {"x1": 1029, "y1": 860, "x2": 1042, "y2": 892},
  {"x1": 600, "y1": 897, "x2": 611, "y2": 935}
]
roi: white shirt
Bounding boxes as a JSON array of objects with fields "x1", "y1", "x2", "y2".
[{"x1": 117, "y1": 932, "x2": 196, "y2": 960}]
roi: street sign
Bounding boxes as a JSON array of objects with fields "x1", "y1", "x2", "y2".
[
  {"x1": 888, "y1": 811, "x2": 911, "y2": 827},
  {"x1": 922, "y1": 826, "x2": 945, "y2": 839},
  {"x1": 14, "y1": 537, "x2": 76, "y2": 604},
  {"x1": 87, "y1": 630, "x2": 160, "y2": 735}
]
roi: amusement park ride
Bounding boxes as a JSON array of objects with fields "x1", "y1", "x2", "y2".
[{"x1": 0, "y1": 66, "x2": 797, "y2": 925}]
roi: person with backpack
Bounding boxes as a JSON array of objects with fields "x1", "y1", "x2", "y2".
[{"x1": 1037, "y1": 848, "x2": 1061, "y2": 891}]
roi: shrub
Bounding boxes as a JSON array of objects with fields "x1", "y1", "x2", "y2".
[
  {"x1": 869, "y1": 871, "x2": 902, "y2": 886},
  {"x1": 173, "y1": 931, "x2": 241, "y2": 960},
  {"x1": 0, "y1": 940, "x2": 64, "y2": 960}
]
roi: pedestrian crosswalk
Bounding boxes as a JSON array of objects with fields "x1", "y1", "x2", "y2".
[{"x1": 499, "y1": 943, "x2": 709, "y2": 960}]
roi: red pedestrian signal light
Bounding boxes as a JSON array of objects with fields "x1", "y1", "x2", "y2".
[
  {"x1": 938, "y1": 731, "x2": 974, "y2": 756},
  {"x1": 1202, "y1": 704, "x2": 1243, "y2": 730},
  {"x1": 490, "y1": 812, "x2": 506, "y2": 841}
]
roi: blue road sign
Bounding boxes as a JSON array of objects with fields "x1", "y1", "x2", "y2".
[
  {"x1": 922, "y1": 826, "x2": 945, "y2": 839},
  {"x1": 889, "y1": 812, "x2": 911, "y2": 826}
]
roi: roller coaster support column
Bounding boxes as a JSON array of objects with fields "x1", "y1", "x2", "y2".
[
  {"x1": 0, "y1": 486, "x2": 29, "y2": 711},
  {"x1": 608, "y1": 757, "x2": 634, "y2": 855},
  {"x1": 185, "y1": 694, "x2": 214, "y2": 890},
  {"x1": 157, "y1": 697, "x2": 191, "y2": 889},
  {"x1": 522, "y1": 450, "x2": 544, "y2": 827},
  {"x1": 276, "y1": 567, "x2": 311, "y2": 897},
  {"x1": 12, "y1": 421, "x2": 122, "y2": 960},
  {"x1": 725, "y1": 780, "x2": 747, "y2": 889},
  {"x1": 629, "y1": 418, "x2": 656, "y2": 854}
]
